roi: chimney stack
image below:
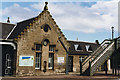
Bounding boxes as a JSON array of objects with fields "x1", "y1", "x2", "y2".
[
  {"x1": 95, "y1": 40, "x2": 99, "y2": 44},
  {"x1": 7, "y1": 17, "x2": 10, "y2": 23}
]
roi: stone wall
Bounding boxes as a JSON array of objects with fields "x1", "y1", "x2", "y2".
[
  {"x1": 73, "y1": 55, "x2": 80, "y2": 72},
  {"x1": 15, "y1": 11, "x2": 68, "y2": 76}
]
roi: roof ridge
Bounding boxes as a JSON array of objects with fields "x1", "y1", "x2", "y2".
[
  {"x1": 0, "y1": 22, "x2": 15, "y2": 25},
  {"x1": 17, "y1": 16, "x2": 37, "y2": 24},
  {"x1": 67, "y1": 40, "x2": 96, "y2": 44}
]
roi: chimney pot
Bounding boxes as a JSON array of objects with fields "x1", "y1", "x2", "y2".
[{"x1": 7, "y1": 17, "x2": 10, "y2": 23}]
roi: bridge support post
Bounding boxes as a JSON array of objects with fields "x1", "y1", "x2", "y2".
[
  {"x1": 105, "y1": 60, "x2": 108, "y2": 75},
  {"x1": 107, "y1": 59, "x2": 111, "y2": 70},
  {"x1": 114, "y1": 39, "x2": 117, "y2": 75},
  {"x1": 112, "y1": 55, "x2": 115, "y2": 75},
  {"x1": 89, "y1": 61, "x2": 91, "y2": 76},
  {"x1": 80, "y1": 60, "x2": 82, "y2": 75}
]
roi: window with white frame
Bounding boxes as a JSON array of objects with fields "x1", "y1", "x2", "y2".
[
  {"x1": 48, "y1": 45, "x2": 54, "y2": 70},
  {"x1": 35, "y1": 44, "x2": 42, "y2": 69},
  {"x1": 48, "y1": 53, "x2": 54, "y2": 69},
  {"x1": 49, "y1": 45, "x2": 54, "y2": 52},
  {"x1": 85, "y1": 45, "x2": 92, "y2": 52},
  {"x1": 74, "y1": 44, "x2": 82, "y2": 51},
  {"x1": 35, "y1": 52, "x2": 42, "y2": 69}
]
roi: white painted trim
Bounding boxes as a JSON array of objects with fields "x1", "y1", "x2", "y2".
[
  {"x1": 0, "y1": 22, "x2": 15, "y2": 25},
  {"x1": 0, "y1": 42, "x2": 16, "y2": 50},
  {"x1": 107, "y1": 59, "x2": 111, "y2": 70},
  {"x1": 5, "y1": 24, "x2": 17, "y2": 40},
  {"x1": 35, "y1": 68, "x2": 40, "y2": 69}
]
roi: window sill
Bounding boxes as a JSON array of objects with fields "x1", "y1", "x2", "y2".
[
  {"x1": 76, "y1": 50, "x2": 83, "y2": 51},
  {"x1": 48, "y1": 67, "x2": 53, "y2": 69},
  {"x1": 36, "y1": 51, "x2": 42, "y2": 52},
  {"x1": 87, "y1": 51, "x2": 93, "y2": 52},
  {"x1": 35, "y1": 68, "x2": 40, "y2": 69}
]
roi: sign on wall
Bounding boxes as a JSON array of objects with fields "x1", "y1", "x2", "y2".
[
  {"x1": 57, "y1": 57, "x2": 64, "y2": 63},
  {"x1": 19, "y1": 56, "x2": 34, "y2": 66}
]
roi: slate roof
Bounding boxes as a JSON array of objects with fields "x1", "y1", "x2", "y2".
[
  {"x1": 68, "y1": 40, "x2": 100, "y2": 55},
  {"x1": 8, "y1": 17, "x2": 36, "y2": 39},
  {"x1": 0, "y1": 22, "x2": 15, "y2": 39}
]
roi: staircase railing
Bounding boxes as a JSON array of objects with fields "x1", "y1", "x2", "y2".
[
  {"x1": 82, "y1": 39, "x2": 113, "y2": 73},
  {"x1": 90, "y1": 41, "x2": 114, "y2": 75}
]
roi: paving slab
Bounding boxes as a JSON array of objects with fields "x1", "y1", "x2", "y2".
[{"x1": 1, "y1": 75, "x2": 120, "y2": 80}]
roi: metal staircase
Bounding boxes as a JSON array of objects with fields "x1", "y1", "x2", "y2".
[{"x1": 81, "y1": 39, "x2": 115, "y2": 76}]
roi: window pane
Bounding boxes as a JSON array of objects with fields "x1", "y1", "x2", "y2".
[
  {"x1": 49, "y1": 45, "x2": 54, "y2": 52},
  {"x1": 85, "y1": 45, "x2": 92, "y2": 52},
  {"x1": 88, "y1": 46, "x2": 92, "y2": 51},
  {"x1": 74, "y1": 44, "x2": 78, "y2": 51},
  {"x1": 36, "y1": 44, "x2": 42, "y2": 51},
  {"x1": 85, "y1": 45, "x2": 89, "y2": 51},
  {"x1": 77, "y1": 45, "x2": 82, "y2": 50},
  {"x1": 35, "y1": 52, "x2": 41, "y2": 69},
  {"x1": 48, "y1": 53, "x2": 54, "y2": 69}
]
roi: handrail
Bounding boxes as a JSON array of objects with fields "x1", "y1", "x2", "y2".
[
  {"x1": 82, "y1": 39, "x2": 112, "y2": 66},
  {"x1": 91, "y1": 41, "x2": 114, "y2": 65},
  {"x1": 90, "y1": 41, "x2": 114, "y2": 75},
  {"x1": 82, "y1": 39, "x2": 108, "y2": 63},
  {"x1": 82, "y1": 41, "x2": 104, "y2": 65}
]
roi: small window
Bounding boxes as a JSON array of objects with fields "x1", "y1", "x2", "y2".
[
  {"x1": 49, "y1": 45, "x2": 54, "y2": 52},
  {"x1": 44, "y1": 26, "x2": 48, "y2": 32},
  {"x1": 36, "y1": 44, "x2": 42, "y2": 51},
  {"x1": 77, "y1": 45, "x2": 82, "y2": 51},
  {"x1": 42, "y1": 24, "x2": 51, "y2": 32},
  {"x1": 74, "y1": 44, "x2": 82, "y2": 51},
  {"x1": 85, "y1": 45, "x2": 92, "y2": 52},
  {"x1": 48, "y1": 53, "x2": 54, "y2": 69},
  {"x1": 35, "y1": 52, "x2": 42, "y2": 69},
  {"x1": 79, "y1": 57, "x2": 84, "y2": 62},
  {"x1": 88, "y1": 46, "x2": 92, "y2": 51}
]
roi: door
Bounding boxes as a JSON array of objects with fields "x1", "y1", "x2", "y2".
[
  {"x1": 68, "y1": 56, "x2": 73, "y2": 72},
  {"x1": 2, "y1": 45, "x2": 14, "y2": 76}
]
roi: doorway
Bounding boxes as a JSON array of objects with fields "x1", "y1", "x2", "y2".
[
  {"x1": 2, "y1": 45, "x2": 14, "y2": 76},
  {"x1": 68, "y1": 56, "x2": 73, "y2": 72}
]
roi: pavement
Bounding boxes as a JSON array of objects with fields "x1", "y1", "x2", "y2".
[
  {"x1": 1, "y1": 70, "x2": 120, "y2": 80},
  {"x1": 1, "y1": 75, "x2": 120, "y2": 80}
]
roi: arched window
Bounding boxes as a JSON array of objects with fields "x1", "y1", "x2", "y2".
[
  {"x1": 44, "y1": 25, "x2": 49, "y2": 32},
  {"x1": 41, "y1": 24, "x2": 51, "y2": 32}
]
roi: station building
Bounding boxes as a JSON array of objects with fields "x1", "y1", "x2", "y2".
[{"x1": 0, "y1": 2, "x2": 100, "y2": 76}]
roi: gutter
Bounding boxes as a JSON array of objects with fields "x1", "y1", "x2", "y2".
[{"x1": 0, "y1": 42, "x2": 16, "y2": 50}]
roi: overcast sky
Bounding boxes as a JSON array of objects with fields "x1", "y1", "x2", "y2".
[{"x1": 0, "y1": 0, "x2": 119, "y2": 43}]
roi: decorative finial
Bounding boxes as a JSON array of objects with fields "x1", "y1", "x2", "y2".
[
  {"x1": 44, "y1": 2, "x2": 48, "y2": 11},
  {"x1": 7, "y1": 17, "x2": 10, "y2": 23}
]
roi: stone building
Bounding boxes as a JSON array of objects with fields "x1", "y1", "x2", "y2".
[{"x1": 0, "y1": 2, "x2": 100, "y2": 76}]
